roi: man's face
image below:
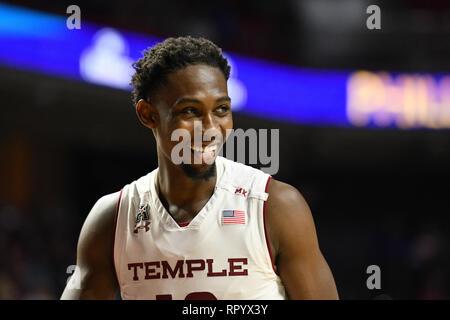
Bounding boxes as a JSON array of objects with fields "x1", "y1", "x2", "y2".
[{"x1": 153, "y1": 64, "x2": 233, "y2": 179}]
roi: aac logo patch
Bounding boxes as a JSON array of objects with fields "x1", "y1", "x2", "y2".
[{"x1": 134, "y1": 203, "x2": 150, "y2": 233}]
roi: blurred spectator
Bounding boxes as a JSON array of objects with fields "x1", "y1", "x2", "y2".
[{"x1": 0, "y1": 204, "x2": 79, "y2": 299}]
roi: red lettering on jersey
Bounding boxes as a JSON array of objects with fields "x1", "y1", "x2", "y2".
[
  {"x1": 234, "y1": 187, "x2": 247, "y2": 197},
  {"x1": 162, "y1": 260, "x2": 185, "y2": 279},
  {"x1": 127, "y1": 258, "x2": 249, "y2": 280},
  {"x1": 228, "y1": 258, "x2": 248, "y2": 276},
  {"x1": 186, "y1": 259, "x2": 205, "y2": 277},
  {"x1": 128, "y1": 263, "x2": 144, "y2": 281},
  {"x1": 185, "y1": 292, "x2": 217, "y2": 300},
  {"x1": 144, "y1": 261, "x2": 160, "y2": 279},
  {"x1": 206, "y1": 259, "x2": 227, "y2": 277}
]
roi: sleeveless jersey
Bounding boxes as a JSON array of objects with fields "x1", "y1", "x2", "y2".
[{"x1": 113, "y1": 156, "x2": 287, "y2": 300}]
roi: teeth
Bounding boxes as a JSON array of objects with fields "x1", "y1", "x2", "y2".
[
  {"x1": 191, "y1": 146, "x2": 203, "y2": 152},
  {"x1": 191, "y1": 145, "x2": 217, "y2": 153},
  {"x1": 204, "y1": 145, "x2": 217, "y2": 152}
]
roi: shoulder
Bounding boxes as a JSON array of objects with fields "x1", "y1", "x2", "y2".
[
  {"x1": 82, "y1": 191, "x2": 121, "y2": 234},
  {"x1": 264, "y1": 180, "x2": 339, "y2": 299},
  {"x1": 266, "y1": 179, "x2": 310, "y2": 211},
  {"x1": 77, "y1": 191, "x2": 122, "y2": 261},
  {"x1": 61, "y1": 191, "x2": 121, "y2": 299},
  {"x1": 264, "y1": 179, "x2": 317, "y2": 256}
]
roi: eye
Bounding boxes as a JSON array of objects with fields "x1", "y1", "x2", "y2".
[
  {"x1": 182, "y1": 107, "x2": 196, "y2": 113},
  {"x1": 215, "y1": 105, "x2": 230, "y2": 114},
  {"x1": 180, "y1": 107, "x2": 199, "y2": 116}
]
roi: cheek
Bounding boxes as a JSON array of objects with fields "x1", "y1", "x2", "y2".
[
  {"x1": 218, "y1": 116, "x2": 233, "y2": 142},
  {"x1": 155, "y1": 122, "x2": 178, "y2": 152},
  {"x1": 221, "y1": 115, "x2": 233, "y2": 131},
  {"x1": 164, "y1": 122, "x2": 195, "y2": 148}
]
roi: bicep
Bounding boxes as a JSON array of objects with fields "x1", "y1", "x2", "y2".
[
  {"x1": 61, "y1": 193, "x2": 120, "y2": 300},
  {"x1": 266, "y1": 181, "x2": 338, "y2": 300},
  {"x1": 279, "y1": 242, "x2": 338, "y2": 299}
]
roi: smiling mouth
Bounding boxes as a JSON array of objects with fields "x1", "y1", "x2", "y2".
[
  {"x1": 189, "y1": 143, "x2": 219, "y2": 164},
  {"x1": 190, "y1": 144, "x2": 218, "y2": 154}
]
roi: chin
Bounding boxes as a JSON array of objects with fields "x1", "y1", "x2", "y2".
[{"x1": 181, "y1": 161, "x2": 216, "y2": 181}]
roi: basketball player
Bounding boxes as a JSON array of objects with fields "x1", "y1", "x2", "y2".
[{"x1": 61, "y1": 37, "x2": 338, "y2": 300}]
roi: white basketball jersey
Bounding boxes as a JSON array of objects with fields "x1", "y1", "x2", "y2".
[{"x1": 113, "y1": 156, "x2": 287, "y2": 300}]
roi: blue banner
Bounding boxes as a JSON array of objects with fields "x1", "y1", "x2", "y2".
[{"x1": 1, "y1": 3, "x2": 448, "y2": 129}]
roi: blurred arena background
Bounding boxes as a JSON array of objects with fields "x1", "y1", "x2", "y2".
[{"x1": 0, "y1": 0, "x2": 449, "y2": 299}]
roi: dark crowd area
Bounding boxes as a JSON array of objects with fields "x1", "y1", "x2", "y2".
[{"x1": 1, "y1": 129, "x2": 449, "y2": 299}]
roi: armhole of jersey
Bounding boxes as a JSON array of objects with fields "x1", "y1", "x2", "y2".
[
  {"x1": 112, "y1": 188, "x2": 124, "y2": 278},
  {"x1": 263, "y1": 176, "x2": 279, "y2": 275}
]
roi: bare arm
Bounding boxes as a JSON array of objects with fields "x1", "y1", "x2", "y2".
[
  {"x1": 265, "y1": 179, "x2": 339, "y2": 300},
  {"x1": 61, "y1": 192, "x2": 120, "y2": 299}
]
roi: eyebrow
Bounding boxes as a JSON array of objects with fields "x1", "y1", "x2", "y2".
[{"x1": 173, "y1": 96, "x2": 231, "y2": 107}]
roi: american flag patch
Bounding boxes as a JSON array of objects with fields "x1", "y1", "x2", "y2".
[{"x1": 222, "y1": 210, "x2": 246, "y2": 225}]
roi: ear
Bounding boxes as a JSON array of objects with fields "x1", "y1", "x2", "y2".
[{"x1": 136, "y1": 99, "x2": 159, "y2": 129}]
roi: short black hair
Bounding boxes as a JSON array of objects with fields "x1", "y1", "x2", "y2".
[{"x1": 130, "y1": 36, "x2": 231, "y2": 106}]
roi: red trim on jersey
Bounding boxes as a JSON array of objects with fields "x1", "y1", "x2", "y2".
[
  {"x1": 167, "y1": 210, "x2": 190, "y2": 227},
  {"x1": 112, "y1": 189, "x2": 124, "y2": 274},
  {"x1": 263, "y1": 176, "x2": 279, "y2": 275},
  {"x1": 178, "y1": 222, "x2": 190, "y2": 227}
]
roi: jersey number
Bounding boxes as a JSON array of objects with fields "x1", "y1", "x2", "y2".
[{"x1": 156, "y1": 291, "x2": 217, "y2": 300}]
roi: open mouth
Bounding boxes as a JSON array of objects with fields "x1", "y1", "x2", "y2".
[
  {"x1": 190, "y1": 144, "x2": 218, "y2": 153},
  {"x1": 190, "y1": 144, "x2": 219, "y2": 163}
]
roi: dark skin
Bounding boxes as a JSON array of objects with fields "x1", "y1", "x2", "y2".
[{"x1": 61, "y1": 64, "x2": 338, "y2": 300}]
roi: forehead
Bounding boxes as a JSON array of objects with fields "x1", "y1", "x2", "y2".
[{"x1": 155, "y1": 64, "x2": 228, "y2": 107}]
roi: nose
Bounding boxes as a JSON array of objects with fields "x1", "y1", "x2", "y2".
[{"x1": 201, "y1": 113, "x2": 221, "y2": 143}]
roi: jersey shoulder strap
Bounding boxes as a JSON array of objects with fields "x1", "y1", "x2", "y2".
[{"x1": 216, "y1": 156, "x2": 271, "y2": 201}]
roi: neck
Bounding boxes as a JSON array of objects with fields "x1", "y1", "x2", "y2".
[{"x1": 156, "y1": 153, "x2": 217, "y2": 208}]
